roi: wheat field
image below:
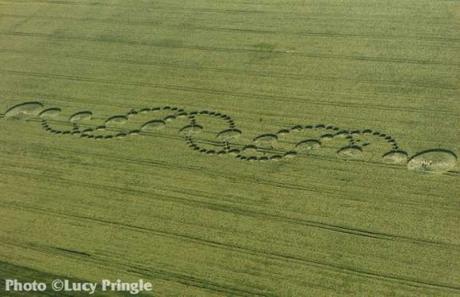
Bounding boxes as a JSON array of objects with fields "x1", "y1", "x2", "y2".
[{"x1": 0, "y1": 0, "x2": 459, "y2": 296}]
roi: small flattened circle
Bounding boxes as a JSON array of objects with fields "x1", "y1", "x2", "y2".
[
  {"x1": 141, "y1": 120, "x2": 166, "y2": 131},
  {"x1": 337, "y1": 145, "x2": 363, "y2": 159},
  {"x1": 5, "y1": 102, "x2": 44, "y2": 118},
  {"x1": 296, "y1": 139, "x2": 321, "y2": 151},
  {"x1": 382, "y1": 150, "x2": 408, "y2": 164},
  {"x1": 217, "y1": 129, "x2": 242, "y2": 141},
  {"x1": 39, "y1": 108, "x2": 61, "y2": 118},
  {"x1": 70, "y1": 111, "x2": 92, "y2": 123},
  {"x1": 407, "y1": 149, "x2": 457, "y2": 174}
]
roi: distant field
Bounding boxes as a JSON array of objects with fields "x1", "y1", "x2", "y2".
[{"x1": 0, "y1": 0, "x2": 459, "y2": 296}]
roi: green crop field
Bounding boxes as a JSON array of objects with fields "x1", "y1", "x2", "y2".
[{"x1": 0, "y1": 0, "x2": 459, "y2": 296}]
